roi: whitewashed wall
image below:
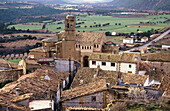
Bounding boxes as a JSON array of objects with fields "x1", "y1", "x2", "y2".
[
  {"x1": 120, "y1": 63, "x2": 137, "y2": 74},
  {"x1": 89, "y1": 60, "x2": 117, "y2": 71}
]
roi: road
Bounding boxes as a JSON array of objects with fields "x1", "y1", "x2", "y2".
[{"x1": 121, "y1": 29, "x2": 170, "y2": 53}]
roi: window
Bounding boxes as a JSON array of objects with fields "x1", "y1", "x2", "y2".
[
  {"x1": 82, "y1": 46, "x2": 84, "y2": 49},
  {"x1": 97, "y1": 44, "x2": 99, "y2": 48},
  {"x1": 87, "y1": 46, "x2": 89, "y2": 49},
  {"x1": 102, "y1": 62, "x2": 106, "y2": 66},
  {"x1": 111, "y1": 63, "x2": 115, "y2": 67},
  {"x1": 94, "y1": 44, "x2": 96, "y2": 48},
  {"x1": 90, "y1": 46, "x2": 91, "y2": 49},
  {"x1": 91, "y1": 96, "x2": 96, "y2": 102},
  {"x1": 70, "y1": 24, "x2": 73, "y2": 28},
  {"x1": 76, "y1": 44, "x2": 77, "y2": 48},
  {"x1": 67, "y1": 23, "x2": 69, "y2": 28},
  {"x1": 129, "y1": 65, "x2": 132, "y2": 68},
  {"x1": 92, "y1": 61, "x2": 96, "y2": 65}
]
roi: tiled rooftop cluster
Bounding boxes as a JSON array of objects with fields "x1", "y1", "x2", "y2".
[
  {"x1": 71, "y1": 67, "x2": 118, "y2": 88},
  {"x1": 89, "y1": 52, "x2": 140, "y2": 63},
  {"x1": 61, "y1": 79, "x2": 107, "y2": 101},
  {"x1": 0, "y1": 59, "x2": 18, "y2": 69},
  {"x1": 142, "y1": 53, "x2": 170, "y2": 62},
  {"x1": 0, "y1": 66, "x2": 70, "y2": 110}
]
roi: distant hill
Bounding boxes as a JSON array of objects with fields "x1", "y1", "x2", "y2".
[
  {"x1": 4, "y1": 0, "x2": 67, "y2": 4},
  {"x1": 111, "y1": 0, "x2": 170, "y2": 11}
]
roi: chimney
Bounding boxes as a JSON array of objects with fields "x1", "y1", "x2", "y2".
[
  {"x1": 16, "y1": 88, "x2": 19, "y2": 97},
  {"x1": 97, "y1": 65, "x2": 100, "y2": 77}
]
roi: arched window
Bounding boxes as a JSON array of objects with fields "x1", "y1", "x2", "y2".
[
  {"x1": 82, "y1": 46, "x2": 84, "y2": 49},
  {"x1": 87, "y1": 46, "x2": 89, "y2": 49},
  {"x1": 97, "y1": 44, "x2": 99, "y2": 48},
  {"x1": 79, "y1": 45, "x2": 80, "y2": 48},
  {"x1": 94, "y1": 44, "x2": 96, "y2": 48},
  {"x1": 67, "y1": 23, "x2": 69, "y2": 28},
  {"x1": 90, "y1": 46, "x2": 91, "y2": 49}
]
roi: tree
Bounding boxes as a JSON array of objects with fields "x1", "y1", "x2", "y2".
[{"x1": 105, "y1": 31, "x2": 111, "y2": 36}]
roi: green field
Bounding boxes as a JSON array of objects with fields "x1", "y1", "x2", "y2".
[
  {"x1": 8, "y1": 15, "x2": 170, "y2": 33},
  {"x1": 5, "y1": 59, "x2": 21, "y2": 63}
]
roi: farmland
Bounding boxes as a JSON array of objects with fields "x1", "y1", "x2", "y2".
[
  {"x1": 8, "y1": 14, "x2": 170, "y2": 33},
  {"x1": 0, "y1": 40, "x2": 41, "y2": 48}
]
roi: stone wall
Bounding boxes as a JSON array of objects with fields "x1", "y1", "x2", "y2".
[
  {"x1": 0, "y1": 69, "x2": 23, "y2": 83},
  {"x1": 62, "y1": 91, "x2": 104, "y2": 110},
  {"x1": 62, "y1": 91, "x2": 115, "y2": 110}
]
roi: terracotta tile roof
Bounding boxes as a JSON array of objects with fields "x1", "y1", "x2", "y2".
[
  {"x1": 76, "y1": 32, "x2": 106, "y2": 45},
  {"x1": 119, "y1": 53, "x2": 140, "y2": 63},
  {"x1": 123, "y1": 38, "x2": 133, "y2": 40},
  {"x1": 142, "y1": 53, "x2": 170, "y2": 62},
  {"x1": 71, "y1": 67, "x2": 118, "y2": 89},
  {"x1": 29, "y1": 47, "x2": 49, "y2": 52},
  {"x1": 0, "y1": 59, "x2": 18, "y2": 69},
  {"x1": 102, "y1": 45, "x2": 119, "y2": 52},
  {"x1": 18, "y1": 59, "x2": 39, "y2": 66},
  {"x1": 159, "y1": 76, "x2": 170, "y2": 91},
  {"x1": 0, "y1": 66, "x2": 70, "y2": 110},
  {"x1": 139, "y1": 62, "x2": 169, "y2": 81},
  {"x1": 121, "y1": 73, "x2": 149, "y2": 85},
  {"x1": 89, "y1": 53, "x2": 120, "y2": 62},
  {"x1": 0, "y1": 93, "x2": 31, "y2": 111},
  {"x1": 17, "y1": 73, "x2": 36, "y2": 81},
  {"x1": 142, "y1": 37, "x2": 148, "y2": 39},
  {"x1": 25, "y1": 59, "x2": 39, "y2": 65},
  {"x1": 89, "y1": 52, "x2": 140, "y2": 63},
  {"x1": 11, "y1": 93, "x2": 32, "y2": 103},
  {"x1": 61, "y1": 79, "x2": 107, "y2": 101},
  {"x1": 0, "y1": 66, "x2": 70, "y2": 99}
]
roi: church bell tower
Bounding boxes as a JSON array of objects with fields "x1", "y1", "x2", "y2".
[
  {"x1": 61, "y1": 14, "x2": 76, "y2": 60},
  {"x1": 65, "y1": 14, "x2": 76, "y2": 40}
]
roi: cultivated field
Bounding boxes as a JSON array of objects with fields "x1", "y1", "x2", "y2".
[
  {"x1": 0, "y1": 40, "x2": 41, "y2": 48},
  {"x1": 0, "y1": 33, "x2": 57, "y2": 39},
  {"x1": 107, "y1": 36, "x2": 124, "y2": 44},
  {"x1": 8, "y1": 15, "x2": 170, "y2": 33}
]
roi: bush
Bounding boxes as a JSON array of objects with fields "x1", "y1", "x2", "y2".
[{"x1": 108, "y1": 102, "x2": 127, "y2": 111}]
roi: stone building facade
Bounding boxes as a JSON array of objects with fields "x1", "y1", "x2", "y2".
[
  {"x1": 29, "y1": 14, "x2": 109, "y2": 67},
  {"x1": 89, "y1": 52, "x2": 141, "y2": 74},
  {"x1": 0, "y1": 69, "x2": 23, "y2": 83},
  {"x1": 61, "y1": 80, "x2": 116, "y2": 110}
]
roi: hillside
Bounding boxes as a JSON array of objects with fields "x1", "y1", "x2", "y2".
[
  {"x1": 111, "y1": 0, "x2": 170, "y2": 11},
  {"x1": 4, "y1": 0, "x2": 66, "y2": 4}
]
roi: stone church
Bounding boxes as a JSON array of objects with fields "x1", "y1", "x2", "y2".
[{"x1": 29, "y1": 14, "x2": 118, "y2": 67}]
